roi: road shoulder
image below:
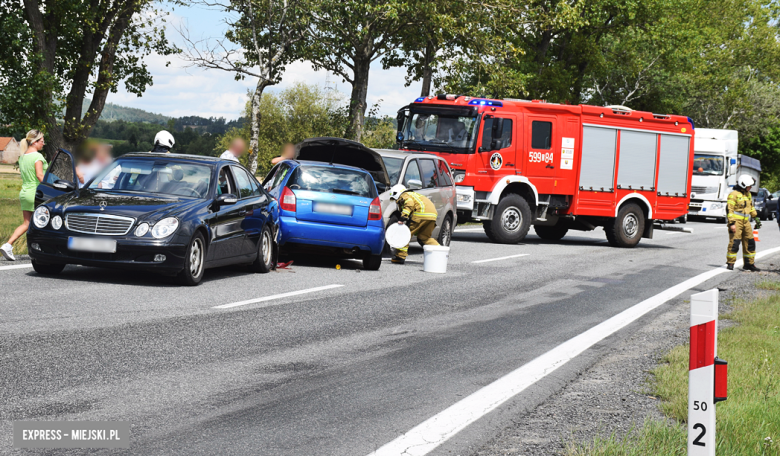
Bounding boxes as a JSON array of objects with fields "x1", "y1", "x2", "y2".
[{"x1": 472, "y1": 259, "x2": 778, "y2": 456}]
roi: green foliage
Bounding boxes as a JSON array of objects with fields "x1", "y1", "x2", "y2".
[
  {"x1": 89, "y1": 120, "x2": 220, "y2": 157},
  {"x1": 215, "y1": 83, "x2": 393, "y2": 177},
  {"x1": 301, "y1": 0, "x2": 419, "y2": 140},
  {"x1": 0, "y1": 0, "x2": 178, "y2": 156},
  {"x1": 80, "y1": 99, "x2": 170, "y2": 124}
]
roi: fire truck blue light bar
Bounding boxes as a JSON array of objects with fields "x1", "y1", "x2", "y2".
[
  {"x1": 468, "y1": 99, "x2": 503, "y2": 107},
  {"x1": 414, "y1": 97, "x2": 426, "y2": 102}
]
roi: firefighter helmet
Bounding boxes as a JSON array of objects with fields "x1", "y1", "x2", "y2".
[
  {"x1": 737, "y1": 174, "x2": 756, "y2": 189},
  {"x1": 389, "y1": 184, "x2": 407, "y2": 200},
  {"x1": 154, "y1": 130, "x2": 175, "y2": 149}
]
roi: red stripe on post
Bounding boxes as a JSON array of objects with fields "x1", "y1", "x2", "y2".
[{"x1": 689, "y1": 320, "x2": 716, "y2": 370}]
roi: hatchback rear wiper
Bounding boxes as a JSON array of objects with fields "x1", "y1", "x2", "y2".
[{"x1": 331, "y1": 189, "x2": 360, "y2": 196}]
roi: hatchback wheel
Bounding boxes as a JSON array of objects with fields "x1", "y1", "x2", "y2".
[{"x1": 177, "y1": 232, "x2": 206, "y2": 286}]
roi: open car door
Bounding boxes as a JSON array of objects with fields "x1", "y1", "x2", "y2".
[
  {"x1": 295, "y1": 137, "x2": 392, "y2": 194},
  {"x1": 35, "y1": 148, "x2": 77, "y2": 208}
]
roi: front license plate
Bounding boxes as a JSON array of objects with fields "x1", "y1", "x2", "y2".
[
  {"x1": 68, "y1": 237, "x2": 117, "y2": 253},
  {"x1": 314, "y1": 203, "x2": 353, "y2": 216}
]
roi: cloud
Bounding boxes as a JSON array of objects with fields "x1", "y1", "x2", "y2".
[{"x1": 111, "y1": 5, "x2": 423, "y2": 120}]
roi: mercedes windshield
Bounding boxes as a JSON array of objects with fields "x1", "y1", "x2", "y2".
[{"x1": 401, "y1": 108, "x2": 480, "y2": 154}]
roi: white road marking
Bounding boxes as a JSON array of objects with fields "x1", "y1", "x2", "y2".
[
  {"x1": 368, "y1": 246, "x2": 780, "y2": 456},
  {"x1": 454, "y1": 228, "x2": 485, "y2": 233},
  {"x1": 213, "y1": 284, "x2": 344, "y2": 309},
  {"x1": 0, "y1": 264, "x2": 33, "y2": 271},
  {"x1": 471, "y1": 254, "x2": 529, "y2": 264}
]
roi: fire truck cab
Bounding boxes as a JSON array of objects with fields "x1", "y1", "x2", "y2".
[{"x1": 396, "y1": 95, "x2": 694, "y2": 247}]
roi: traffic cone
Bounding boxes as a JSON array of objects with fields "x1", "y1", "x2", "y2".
[{"x1": 754, "y1": 230, "x2": 761, "y2": 242}]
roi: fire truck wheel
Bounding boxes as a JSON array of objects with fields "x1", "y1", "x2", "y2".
[
  {"x1": 482, "y1": 221, "x2": 498, "y2": 242},
  {"x1": 605, "y1": 203, "x2": 645, "y2": 248},
  {"x1": 534, "y1": 224, "x2": 569, "y2": 241},
  {"x1": 487, "y1": 194, "x2": 532, "y2": 244}
]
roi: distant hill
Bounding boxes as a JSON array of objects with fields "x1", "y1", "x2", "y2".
[{"x1": 80, "y1": 99, "x2": 170, "y2": 124}]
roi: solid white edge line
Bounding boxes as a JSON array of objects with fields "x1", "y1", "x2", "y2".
[
  {"x1": 0, "y1": 264, "x2": 33, "y2": 271},
  {"x1": 367, "y1": 246, "x2": 780, "y2": 456},
  {"x1": 454, "y1": 228, "x2": 486, "y2": 232},
  {"x1": 212, "y1": 284, "x2": 344, "y2": 309},
  {"x1": 471, "y1": 254, "x2": 529, "y2": 264}
]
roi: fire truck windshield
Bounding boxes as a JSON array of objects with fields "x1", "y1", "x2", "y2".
[
  {"x1": 402, "y1": 112, "x2": 479, "y2": 154},
  {"x1": 693, "y1": 154, "x2": 725, "y2": 176}
]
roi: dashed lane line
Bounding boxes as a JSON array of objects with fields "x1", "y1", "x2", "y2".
[
  {"x1": 0, "y1": 264, "x2": 33, "y2": 271},
  {"x1": 213, "y1": 284, "x2": 344, "y2": 309},
  {"x1": 471, "y1": 254, "x2": 529, "y2": 264},
  {"x1": 367, "y1": 246, "x2": 780, "y2": 456}
]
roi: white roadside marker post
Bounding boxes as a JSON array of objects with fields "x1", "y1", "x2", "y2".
[{"x1": 688, "y1": 289, "x2": 728, "y2": 455}]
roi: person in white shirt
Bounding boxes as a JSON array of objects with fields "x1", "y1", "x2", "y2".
[{"x1": 220, "y1": 138, "x2": 247, "y2": 163}]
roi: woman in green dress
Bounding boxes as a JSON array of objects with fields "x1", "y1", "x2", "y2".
[{"x1": 1, "y1": 129, "x2": 47, "y2": 261}]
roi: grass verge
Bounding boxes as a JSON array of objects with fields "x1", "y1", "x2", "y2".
[
  {"x1": 0, "y1": 174, "x2": 26, "y2": 255},
  {"x1": 567, "y1": 285, "x2": 780, "y2": 455}
]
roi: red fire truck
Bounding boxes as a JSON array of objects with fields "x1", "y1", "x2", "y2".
[{"x1": 396, "y1": 95, "x2": 694, "y2": 247}]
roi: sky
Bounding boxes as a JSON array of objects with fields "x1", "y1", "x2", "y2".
[{"x1": 109, "y1": 4, "x2": 423, "y2": 121}]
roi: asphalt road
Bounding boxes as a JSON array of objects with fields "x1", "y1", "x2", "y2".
[{"x1": 2, "y1": 219, "x2": 779, "y2": 455}]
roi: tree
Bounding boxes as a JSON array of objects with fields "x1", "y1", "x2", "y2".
[
  {"x1": 179, "y1": 0, "x2": 310, "y2": 174},
  {"x1": 0, "y1": 0, "x2": 176, "y2": 158},
  {"x1": 302, "y1": 0, "x2": 417, "y2": 142}
]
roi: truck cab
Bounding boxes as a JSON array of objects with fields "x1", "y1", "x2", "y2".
[{"x1": 689, "y1": 129, "x2": 759, "y2": 223}]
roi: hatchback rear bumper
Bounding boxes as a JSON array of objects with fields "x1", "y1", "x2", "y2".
[{"x1": 279, "y1": 216, "x2": 385, "y2": 255}]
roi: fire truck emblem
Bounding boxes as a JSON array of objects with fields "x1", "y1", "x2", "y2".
[{"x1": 490, "y1": 153, "x2": 503, "y2": 170}]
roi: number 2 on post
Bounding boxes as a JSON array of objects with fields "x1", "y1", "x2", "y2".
[{"x1": 692, "y1": 423, "x2": 706, "y2": 446}]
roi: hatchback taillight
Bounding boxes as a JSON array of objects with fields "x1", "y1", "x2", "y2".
[
  {"x1": 368, "y1": 197, "x2": 382, "y2": 220},
  {"x1": 281, "y1": 187, "x2": 296, "y2": 212}
]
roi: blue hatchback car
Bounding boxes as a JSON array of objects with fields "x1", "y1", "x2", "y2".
[{"x1": 263, "y1": 150, "x2": 386, "y2": 270}]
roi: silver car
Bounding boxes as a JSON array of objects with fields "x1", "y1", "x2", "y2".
[{"x1": 374, "y1": 149, "x2": 457, "y2": 246}]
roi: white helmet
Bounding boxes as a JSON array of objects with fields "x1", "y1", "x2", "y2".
[
  {"x1": 154, "y1": 130, "x2": 175, "y2": 149},
  {"x1": 737, "y1": 174, "x2": 756, "y2": 189},
  {"x1": 389, "y1": 184, "x2": 407, "y2": 200}
]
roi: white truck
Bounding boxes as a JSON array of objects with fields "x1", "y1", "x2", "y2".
[{"x1": 688, "y1": 128, "x2": 761, "y2": 222}]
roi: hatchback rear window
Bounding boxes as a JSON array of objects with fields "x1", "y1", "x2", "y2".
[{"x1": 288, "y1": 166, "x2": 376, "y2": 198}]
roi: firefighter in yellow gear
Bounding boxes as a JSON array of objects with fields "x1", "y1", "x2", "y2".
[
  {"x1": 388, "y1": 184, "x2": 439, "y2": 264},
  {"x1": 726, "y1": 174, "x2": 761, "y2": 271}
]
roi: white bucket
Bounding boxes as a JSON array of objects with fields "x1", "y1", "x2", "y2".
[{"x1": 423, "y1": 245, "x2": 450, "y2": 273}]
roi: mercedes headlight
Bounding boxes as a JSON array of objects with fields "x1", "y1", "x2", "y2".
[
  {"x1": 134, "y1": 222, "x2": 150, "y2": 237},
  {"x1": 33, "y1": 206, "x2": 50, "y2": 228},
  {"x1": 51, "y1": 215, "x2": 63, "y2": 230},
  {"x1": 151, "y1": 217, "x2": 179, "y2": 239},
  {"x1": 453, "y1": 171, "x2": 465, "y2": 183},
  {"x1": 711, "y1": 202, "x2": 724, "y2": 210}
]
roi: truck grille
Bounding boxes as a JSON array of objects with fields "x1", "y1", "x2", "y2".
[
  {"x1": 691, "y1": 186, "x2": 718, "y2": 194},
  {"x1": 65, "y1": 213, "x2": 135, "y2": 236}
]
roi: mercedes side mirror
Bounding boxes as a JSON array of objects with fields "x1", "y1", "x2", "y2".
[
  {"x1": 215, "y1": 193, "x2": 238, "y2": 206},
  {"x1": 53, "y1": 180, "x2": 76, "y2": 192},
  {"x1": 407, "y1": 179, "x2": 423, "y2": 190}
]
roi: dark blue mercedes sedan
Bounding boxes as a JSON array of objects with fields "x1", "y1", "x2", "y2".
[{"x1": 27, "y1": 150, "x2": 279, "y2": 285}]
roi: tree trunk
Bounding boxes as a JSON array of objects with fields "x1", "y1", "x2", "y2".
[
  {"x1": 247, "y1": 79, "x2": 271, "y2": 175},
  {"x1": 346, "y1": 57, "x2": 370, "y2": 142},
  {"x1": 420, "y1": 43, "x2": 437, "y2": 97}
]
